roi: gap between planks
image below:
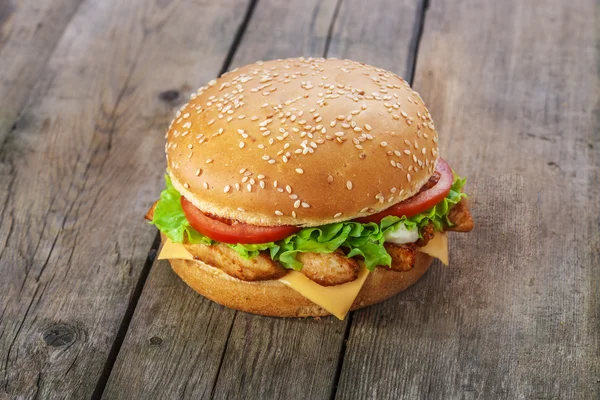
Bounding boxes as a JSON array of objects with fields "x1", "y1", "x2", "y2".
[
  {"x1": 328, "y1": 1, "x2": 430, "y2": 398},
  {"x1": 91, "y1": 1, "x2": 259, "y2": 398}
]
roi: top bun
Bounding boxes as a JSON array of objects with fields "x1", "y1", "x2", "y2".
[{"x1": 166, "y1": 58, "x2": 439, "y2": 227}]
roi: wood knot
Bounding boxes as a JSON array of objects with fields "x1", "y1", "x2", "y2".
[
  {"x1": 159, "y1": 90, "x2": 180, "y2": 103},
  {"x1": 42, "y1": 324, "x2": 77, "y2": 347},
  {"x1": 149, "y1": 336, "x2": 163, "y2": 347}
]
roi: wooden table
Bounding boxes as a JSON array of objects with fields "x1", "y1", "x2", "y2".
[{"x1": 1, "y1": 0, "x2": 597, "y2": 398}]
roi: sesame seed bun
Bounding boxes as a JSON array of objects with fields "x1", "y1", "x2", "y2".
[
  {"x1": 166, "y1": 58, "x2": 439, "y2": 227},
  {"x1": 163, "y1": 235, "x2": 434, "y2": 318}
]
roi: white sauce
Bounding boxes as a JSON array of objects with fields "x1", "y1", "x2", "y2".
[{"x1": 383, "y1": 224, "x2": 419, "y2": 244}]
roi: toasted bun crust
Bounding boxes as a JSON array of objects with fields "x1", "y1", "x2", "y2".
[
  {"x1": 166, "y1": 58, "x2": 439, "y2": 227},
  {"x1": 164, "y1": 239, "x2": 434, "y2": 318}
]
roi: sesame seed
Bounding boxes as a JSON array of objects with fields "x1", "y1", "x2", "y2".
[
  {"x1": 295, "y1": 168, "x2": 304, "y2": 174},
  {"x1": 301, "y1": 202, "x2": 310, "y2": 208},
  {"x1": 407, "y1": 173, "x2": 412, "y2": 182},
  {"x1": 247, "y1": 184, "x2": 252, "y2": 192},
  {"x1": 203, "y1": 182, "x2": 209, "y2": 189},
  {"x1": 207, "y1": 119, "x2": 214, "y2": 126},
  {"x1": 183, "y1": 183, "x2": 190, "y2": 189},
  {"x1": 239, "y1": 142, "x2": 245, "y2": 148},
  {"x1": 380, "y1": 142, "x2": 388, "y2": 147},
  {"x1": 364, "y1": 124, "x2": 372, "y2": 131},
  {"x1": 206, "y1": 158, "x2": 213, "y2": 163},
  {"x1": 195, "y1": 169, "x2": 202, "y2": 176},
  {"x1": 275, "y1": 210, "x2": 283, "y2": 216},
  {"x1": 346, "y1": 181, "x2": 353, "y2": 190},
  {"x1": 294, "y1": 200, "x2": 301, "y2": 208},
  {"x1": 292, "y1": 211, "x2": 297, "y2": 218},
  {"x1": 224, "y1": 185, "x2": 231, "y2": 193},
  {"x1": 286, "y1": 185, "x2": 292, "y2": 193},
  {"x1": 334, "y1": 212, "x2": 342, "y2": 218}
]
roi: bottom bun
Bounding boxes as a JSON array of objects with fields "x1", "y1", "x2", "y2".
[{"x1": 163, "y1": 235, "x2": 433, "y2": 318}]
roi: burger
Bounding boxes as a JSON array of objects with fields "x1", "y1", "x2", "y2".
[{"x1": 146, "y1": 58, "x2": 473, "y2": 319}]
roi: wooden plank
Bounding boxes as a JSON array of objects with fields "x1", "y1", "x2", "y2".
[
  {"x1": 326, "y1": 0, "x2": 426, "y2": 78},
  {"x1": 0, "y1": 0, "x2": 249, "y2": 399},
  {"x1": 208, "y1": 2, "x2": 346, "y2": 399},
  {"x1": 336, "y1": 0, "x2": 600, "y2": 398},
  {"x1": 104, "y1": 1, "x2": 344, "y2": 399},
  {"x1": 0, "y1": 0, "x2": 84, "y2": 144}
]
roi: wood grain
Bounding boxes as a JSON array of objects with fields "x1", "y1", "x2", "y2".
[
  {"x1": 0, "y1": 0, "x2": 248, "y2": 398},
  {"x1": 0, "y1": 0, "x2": 84, "y2": 145},
  {"x1": 209, "y1": 2, "x2": 348, "y2": 399},
  {"x1": 104, "y1": 1, "x2": 345, "y2": 398},
  {"x1": 327, "y1": 0, "x2": 426, "y2": 78},
  {"x1": 335, "y1": 0, "x2": 600, "y2": 398}
]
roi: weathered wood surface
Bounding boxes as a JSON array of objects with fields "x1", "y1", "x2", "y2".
[
  {"x1": 103, "y1": 1, "x2": 426, "y2": 399},
  {"x1": 1, "y1": 0, "x2": 598, "y2": 399},
  {"x1": 0, "y1": 0, "x2": 84, "y2": 144},
  {"x1": 327, "y1": 0, "x2": 426, "y2": 80},
  {"x1": 335, "y1": 0, "x2": 600, "y2": 399},
  {"x1": 0, "y1": 0, "x2": 248, "y2": 398},
  {"x1": 103, "y1": 1, "x2": 345, "y2": 399}
]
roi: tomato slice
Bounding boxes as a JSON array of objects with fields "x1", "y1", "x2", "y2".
[
  {"x1": 181, "y1": 197, "x2": 301, "y2": 244},
  {"x1": 354, "y1": 158, "x2": 454, "y2": 224}
]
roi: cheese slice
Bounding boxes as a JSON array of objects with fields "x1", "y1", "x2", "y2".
[
  {"x1": 157, "y1": 238, "x2": 368, "y2": 320},
  {"x1": 418, "y1": 231, "x2": 449, "y2": 265},
  {"x1": 158, "y1": 238, "x2": 194, "y2": 260},
  {"x1": 279, "y1": 265, "x2": 369, "y2": 320}
]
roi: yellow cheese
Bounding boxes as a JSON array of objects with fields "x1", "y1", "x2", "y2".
[
  {"x1": 278, "y1": 265, "x2": 369, "y2": 320},
  {"x1": 157, "y1": 238, "x2": 369, "y2": 320},
  {"x1": 158, "y1": 238, "x2": 194, "y2": 260},
  {"x1": 418, "y1": 231, "x2": 449, "y2": 265}
]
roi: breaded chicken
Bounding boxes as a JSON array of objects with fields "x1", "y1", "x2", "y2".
[
  {"x1": 186, "y1": 242, "x2": 287, "y2": 281},
  {"x1": 448, "y1": 199, "x2": 474, "y2": 232},
  {"x1": 416, "y1": 223, "x2": 435, "y2": 247},
  {"x1": 297, "y1": 251, "x2": 359, "y2": 286},
  {"x1": 383, "y1": 243, "x2": 417, "y2": 272}
]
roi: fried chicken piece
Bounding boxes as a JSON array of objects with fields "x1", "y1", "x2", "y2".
[
  {"x1": 419, "y1": 170, "x2": 441, "y2": 192},
  {"x1": 416, "y1": 223, "x2": 435, "y2": 247},
  {"x1": 383, "y1": 243, "x2": 417, "y2": 272},
  {"x1": 447, "y1": 199, "x2": 474, "y2": 232},
  {"x1": 187, "y1": 242, "x2": 287, "y2": 281},
  {"x1": 297, "y1": 250, "x2": 359, "y2": 286}
]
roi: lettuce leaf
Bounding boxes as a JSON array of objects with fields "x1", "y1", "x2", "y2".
[
  {"x1": 150, "y1": 174, "x2": 467, "y2": 271},
  {"x1": 150, "y1": 175, "x2": 214, "y2": 246}
]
